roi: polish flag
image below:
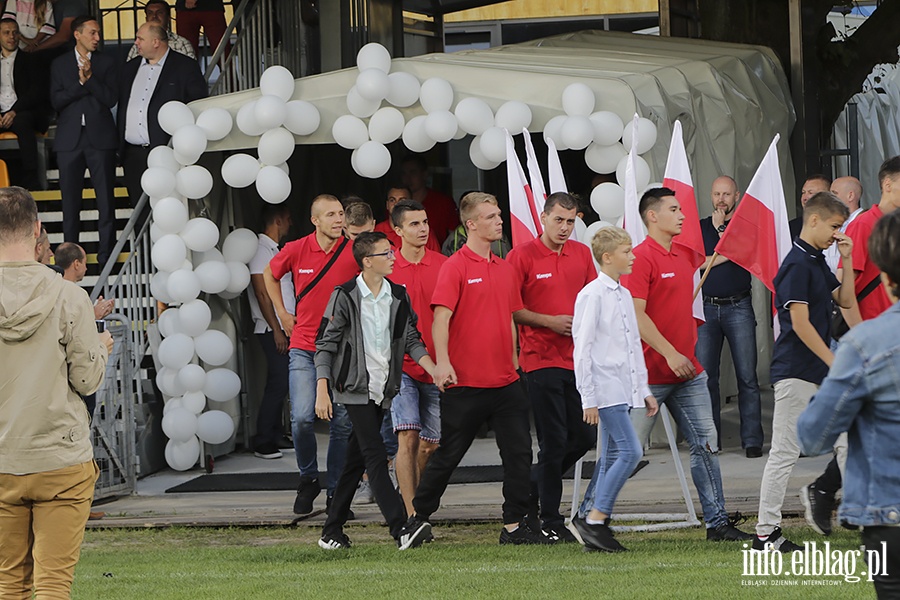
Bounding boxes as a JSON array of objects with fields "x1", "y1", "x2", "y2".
[
  {"x1": 523, "y1": 130, "x2": 547, "y2": 215},
  {"x1": 546, "y1": 137, "x2": 568, "y2": 194},
  {"x1": 506, "y1": 130, "x2": 542, "y2": 247},
  {"x1": 714, "y1": 134, "x2": 792, "y2": 292},
  {"x1": 663, "y1": 120, "x2": 706, "y2": 323},
  {"x1": 621, "y1": 115, "x2": 646, "y2": 247}
]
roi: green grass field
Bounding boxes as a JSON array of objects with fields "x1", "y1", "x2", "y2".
[{"x1": 73, "y1": 521, "x2": 877, "y2": 599}]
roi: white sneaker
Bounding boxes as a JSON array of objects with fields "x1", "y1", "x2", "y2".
[{"x1": 353, "y1": 480, "x2": 375, "y2": 505}]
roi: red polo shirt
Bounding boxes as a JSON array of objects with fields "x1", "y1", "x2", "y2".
[
  {"x1": 845, "y1": 205, "x2": 892, "y2": 321},
  {"x1": 507, "y1": 237, "x2": 596, "y2": 373},
  {"x1": 373, "y1": 219, "x2": 440, "y2": 252},
  {"x1": 269, "y1": 233, "x2": 359, "y2": 351},
  {"x1": 431, "y1": 244, "x2": 523, "y2": 388},
  {"x1": 620, "y1": 236, "x2": 704, "y2": 385},
  {"x1": 389, "y1": 248, "x2": 448, "y2": 382},
  {"x1": 421, "y1": 188, "x2": 459, "y2": 246}
]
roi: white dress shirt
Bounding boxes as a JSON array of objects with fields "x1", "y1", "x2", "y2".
[
  {"x1": 75, "y1": 49, "x2": 91, "y2": 124},
  {"x1": 125, "y1": 49, "x2": 169, "y2": 145},
  {"x1": 247, "y1": 234, "x2": 295, "y2": 334},
  {"x1": 573, "y1": 270, "x2": 651, "y2": 410},
  {"x1": 825, "y1": 206, "x2": 864, "y2": 274},
  {"x1": 0, "y1": 49, "x2": 17, "y2": 113},
  {"x1": 357, "y1": 274, "x2": 392, "y2": 405}
]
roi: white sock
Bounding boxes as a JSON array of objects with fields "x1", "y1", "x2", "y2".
[{"x1": 586, "y1": 517, "x2": 605, "y2": 525}]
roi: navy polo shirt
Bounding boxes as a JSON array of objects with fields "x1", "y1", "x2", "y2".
[
  {"x1": 770, "y1": 239, "x2": 840, "y2": 385},
  {"x1": 699, "y1": 216, "x2": 751, "y2": 298}
]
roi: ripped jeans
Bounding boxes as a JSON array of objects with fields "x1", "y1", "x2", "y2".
[{"x1": 630, "y1": 371, "x2": 730, "y2": 529}]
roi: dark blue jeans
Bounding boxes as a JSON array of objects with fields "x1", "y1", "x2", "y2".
[
  {"x1": 253, "y1": 331, "x2": 289, "y2": 449},
  {"x1": 696, "y1": 296, "x2": 764, "y2": 449}
]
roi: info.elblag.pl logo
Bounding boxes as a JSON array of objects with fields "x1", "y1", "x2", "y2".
[{"x1": 741, "y1": 541, "x2": 888, "y2": 587}]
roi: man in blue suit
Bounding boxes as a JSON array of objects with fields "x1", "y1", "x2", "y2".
[{"x1": 50, "y1": 15, "x2": 118, "y2": 269}]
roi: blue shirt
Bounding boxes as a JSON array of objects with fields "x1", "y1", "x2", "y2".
[
  {"x1": 699, "y1": 216, "x2": 751, "y2": 298},
  {"x1": 770, "y1": 239, "x2": 840, "y2": 385}
]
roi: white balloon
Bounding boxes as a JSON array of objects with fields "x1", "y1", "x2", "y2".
[
  {"x1": 346, "y1": 86, "x2": 381, "y2": 118},
  {"x1": 141, "y1": 167, "x2": 176, "y2": 199},
  {"x1": 356, "y1": 42, "x2": 391, "y2": 73},
  {"x1": 225, "y1": 261, "x2": 251, "y2": 294},
  {"x1": 222, "y1": 229, "x2": 258, "y2": 264},
  {"x1": 543, "y1": 115, "x2": 569, "y2": 150},
  {"x1": 622, "y1": 117, "x2": 658, "y2": 154},
  {"x1": 194, "y1": 329, "x2": 234, "y2": 366},
  {"x1": 147, "y1": 146, "x2": 181, "y2": 172},
  {"x1": 355, "y1": 68, "x2": 390, "y2": 102},
  {"x1": 425, "y1": 110, "x2": 458, "y2": 143},
  {"x1": 615, "y1": 155, "x2": 652, "y2": 190},
  {"x1": 494, "y1": 101, "x2": 532, "y2": 133},
  {"x1": 479, "y1": 127, "x2": 507, "y2": 164},
  {"x1": 452, "y1": 126, "x2": 467, "y2": 140},
  {"x1": 167, "y1": 268, "x2": 201, "y2": 304},
  {"x1": 157, "y1": 305, "x2": 181, "y2": 337},
  {"x1": 585, "y1": 143, "x2": 627, "y2": 174},
  {"x1": 584, "y1": 221, "x2": 615, "y2": 245},
  {"x1": 152, "y1": 234, "x2": 187, "y2": 272},
  {"x1": 165, "y1": 436, "x2": 199, "y2": 471},
  {"x1": 178, "y1": 299, "x2": 212, "y2": 337},
  {"x1": 180, "y1": 218, "x2": 219, "y2": 252},
  {"x1": 283, "y1": 100, "x2": 320, "y2": 136},
  {"x1": 163, "y1": 396, "x2": 184, "y2": 415},
  {"x1": 590, "y1": 183, "x2": 626, "y2": 221},
  {"x1": 196, "y1": 248, "x2": 224, "y2": 263},
  {"x1": 173, "y1": 149, "x2": 198, "y2": 166},
  {"x1": 353, "y1": 141, "x2": 391, "y2": 179},
  {"x1": 195, "y1": 107, "x2": 233, "y2": 141},
  {"x1": 419, "y1": 78, "x2": 453, "y2": 113},
  {"x1": 177, "y1": 364, "x2": 207, "y2": 393},
  {"x1": 162, "y1": 407, "x2": 199, "y2": 442},
  {"x1": 644, "y1": 182, "x2": 664, "y2": 195},
  {"x1": 255, "y1": 95, "x2": 287, "y2": 130},
  {"x1": 562, "y1": 82, "x2": 595, "y2": 117},
  {"x1": 332, "y1": 115, "x2": 369, "y2": 150},
  {"x1": 176, "y1": 165, "x2": 213, "y2": 199},
  {"x1": 203, "y1": 368, "x2": 242, "y2": 402},
  {"x1": 258, "y1": 127, "x2": 295, "y2": 166},
  {"x1": 196, "y1": 410, "x2": 235, "y2": 445},
  {"x1": 181, "y1": 390, "x2": 207, "y2": 414},
  {"x1": 574, "y1": 216, "x2": 588, "y2": 244},
  {"x1": 156, "y1": 366, "x2": 184, "y2": 397},
  {"x1": 172, "y1": 125, "x2": 208, "y2": 165},
  {"x1": 151, "y1": 271, "x2": 174, "y2": 304},
  {"x1": 236, "y1": 101, "x2": 266, "y2": 136},
  {"x1": 368, "y1": 107, "x2": 405, "y2": 144},
  {"x1": 561, "y1": 116, "x2": 594, "y2": 151},
  {"x1": 221, "y1": 153, "x2": 260, "y2": 188},
  {"x1": 194, "y1": 260, "x2": 231, "y2": 294},
  {"x1": 259, "y1": 65, "x2": 295, "y2": 102},
  {"x1": 158, "y1": 101, "x2": 194, "y2": 136},
  {"x1": 589, "y1": 111, "x2": 625, "y2": 147},
  {"x1": 255, "y1": 165, "x2": 291, "y2": 204},
  {"x1": 158, "y1": 333, "x2": 195, "y2": 370},
  {"x1": 469, "y1": 135, "x2": 500, "y2": 171},
  {"x1": 401, "y1": 115, "x2": 435, "y2": 153},
  {"x1": 385, "y1": 71, "x2": 420, "y2": 108},
  {"x1": 152, "y1": 197, "x2": 189, "y2": 234},
  {"x1": 455, "y1": 97, "x2": 494, "y2": 136},
  {"x1": 150, "y1": 222, "x2": 163, "y2": 243}
]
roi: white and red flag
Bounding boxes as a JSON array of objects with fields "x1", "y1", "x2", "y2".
[
  {"x1": 522, "y1": 130, "x2": 547, "y2": 216},
  {"x1": 663, "y1": 120, "x2": 706, "y2": 322},
  {"x1": 506, "y1": 130, "x2": 542, "y2": 247},
  {"x1": 546, "y1": 137, "x2": 568, "y2": 195},
  {"x1": 621, "y1": 114, "x2": 646, "y2": 248}
]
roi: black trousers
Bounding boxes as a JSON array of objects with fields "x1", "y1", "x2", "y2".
[
  {"x1": 814, "y1": 456, "x2": 842, "y2": 496},
  {"x1": 413, "y1": 382, "x2": 533, "y2": 525},
  {"x1": 526, "y1": 368, "x2": 596, "y2": 527},
  {"x1": 57, "y1": 131, "x2": 117, "y2": 267},
  {"x1": 1, "y1": 110, "x2": 46, "y2": 190},
  {"x1": 252, "y1": 331, "x2": 289, "y2": 448},
  {"x1": 862, "y1": 526, "x2": 900, "y2": 599},
  {"x1": 323, "y1": 401, "x2": 406, "y2": 539}
]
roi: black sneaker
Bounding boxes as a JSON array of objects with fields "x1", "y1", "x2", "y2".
[
  {"x1": 293, "y1": 475, "x2": 321, "y2": 515},
  {"x1": 254, "y1": 443, "x2": 283, "y2": 460},
  {"x1": 801, "y1": 483, "x2": 834, "y2": 536},
  {"x1": 277, "y1": 435, "x2": 295, "y2": 450},
  {"x1": 752, "y1": 527, "x2": 803, "y2": 553},
  {"x1": 745, "y1": 446, "x2": 763, "y2": 458},
  {"x1": 318, "y1": 531, "x2": 351, "y2": 550},
  {"x1": 398, "y1": 515, "x2": 431, "y2": 550},
  {"x1": 499, "y1": 522, "x2": 557, "y2": 545},
  {"x1": 571, "y1": 516, "x2": 626, "y2": 552},
  {"x1": 706, "y1": 512, "x2": 753, "y2": 541},
  {"x1": 544, "y1": 524, "x2": 579, "y2": 543}
]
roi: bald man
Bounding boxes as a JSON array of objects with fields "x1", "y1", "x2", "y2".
[
  {"x1": 825, "y1": 176, "x2": 865, "y2": 273},
  {"x1": 696, "y1": 176, "x2": 764, "y2": 457}
]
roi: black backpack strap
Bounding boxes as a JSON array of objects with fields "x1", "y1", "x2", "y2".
[
  {"x1": 857, "y1": 275, "x2": 882, "y2": 303},
  {"x1": 296, "y1": 237, "x2": 349, "y2": 305}
]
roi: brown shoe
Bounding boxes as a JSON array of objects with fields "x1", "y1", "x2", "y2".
[{"x1": 88, "y1": 511, "x2": 105, "y2": 520}]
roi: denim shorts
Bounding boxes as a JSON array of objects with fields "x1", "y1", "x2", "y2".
[{"x1": 391, "y1": 373, "x2": 441, "y2": 444}]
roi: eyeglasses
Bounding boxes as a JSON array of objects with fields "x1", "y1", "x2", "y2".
[{"x1": 366, "y1": 249, "x2": 395, "y2": 259}]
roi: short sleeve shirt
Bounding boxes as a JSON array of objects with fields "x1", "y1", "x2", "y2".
[
  {"x1": 247, "y1": 234, "x2": 295, "y2": 334},
  {"x1": 269, "y1": 233, "x2": 359, "y2": 351},
  {"x1": 699, "y1": 216, "x2": 751, "y2": 298},
  {"x1": 770, "y1": 239, "x2": 840, "y2": 385},
  {"x1": 431, "y1": 244, "x2": 523, "y2": 388},
  {"x1": 845, "y1": 205, "x2": 892, "y2": 321},
  {"x1": 388, "y1": 248, "x2": 447, "y2": 383},
  {"x1": 506, "y1": 237, "x2": 596, "y2": 373},
  {"x1": 620, "y1": 237, "x2": 704, "y2": 385}
]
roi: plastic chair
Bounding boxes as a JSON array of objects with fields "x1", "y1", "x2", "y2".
[{"x1": 0, "y1": 159, "x2": 10, "y2": 187}]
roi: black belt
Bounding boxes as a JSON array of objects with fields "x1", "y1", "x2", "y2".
[{"x1": 703, "y1": 290, "x2": 751, "y2": 305}]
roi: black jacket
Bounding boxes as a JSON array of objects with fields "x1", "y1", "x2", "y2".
[{"x1": 50, "y1": 50, "x2": 118, "y2": 152}]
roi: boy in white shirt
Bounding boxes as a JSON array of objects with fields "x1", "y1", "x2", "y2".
[{"x1": 571, "y1": 227, "x2": 658, "y2": 552}]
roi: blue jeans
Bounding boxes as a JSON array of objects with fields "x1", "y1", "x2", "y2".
[
  {"x1": 696, "y1": 296, "x2": 763, "y2": 448},
  {"x1": 589, "y1": 404, "x2": 642, "y2": 515},
  {"x1": 381, "y1": 409, "x2": 398, "y2": 459},
  {"x1": 288, "y1": 349, "x2": 351, "y2": 495}
]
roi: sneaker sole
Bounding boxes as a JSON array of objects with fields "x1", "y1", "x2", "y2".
[
  {"x1": 318, "y1": 538, "x2": 349, "y2": 550},
  {"x1": 398, "y1": 522, "x2": 431, "y2": 550},
  {"x1": 800, "y1": 485, "x2": 829, "y2": 536},
  {"x1": 254, "y1": 451, "x2": 283, "y2": 459}
]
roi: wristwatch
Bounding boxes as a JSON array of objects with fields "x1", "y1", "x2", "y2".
[{"x1": 716, "y1": 223, "x2": 727, "y2": 233}]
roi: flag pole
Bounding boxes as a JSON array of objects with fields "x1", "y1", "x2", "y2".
[{"x1": 692, "y1": 252, "x2": 717, "y2": 300}]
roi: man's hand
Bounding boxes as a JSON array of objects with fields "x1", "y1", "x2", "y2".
[
  {"x1": 433, "y1": 360, "x2": 458, "y2": 392},
  {"x1": 315, "y1": 391, "x2": 332, "y2": 421},
  {"x1": 93, "y1": 296, "x2": 114, "y2": 320},
  {"x1": 583, "y1": 407, "x2": 599, "y2": 426},
  {"x1": 644, "y1": 395, "x2": 659, "y2": 417},
  {"x1": 273, "y1": 328, "x2": 289, "y2": 354},
  {"x1": 711, "y1": 207, "x2": 728, "y2": 230},
  {"x1": 99, "y1": 330, "x2": 113, "y2": 353},
  {"x1": 278, "y1": 311, "x2": 295, "y2": 335},
  {"x1": 0, "y1": 111, "x2": 14, "y2": 128},
  {"x1": 78, "y1": 56, "x2": 92, "y2": 84},
  {"x1": 665, "y1": 351, "x2": 696, "y2": 380},
  {"x1": 834, "y1": 231, "x2": 854, "y2": 259},
  {"x1": 546, "y1": 315, "x2": 573, "y2": 336}
]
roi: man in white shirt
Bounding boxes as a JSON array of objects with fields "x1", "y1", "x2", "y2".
[
  {"x1": 247, "y1": 203, "x2": 294, "y2": 459},
  {"x1": 825, "y1": 176, "x2": 865, "y2": 273},
  {"x1": 126, "y1": 0, "x2": 196, "y2": 61}
]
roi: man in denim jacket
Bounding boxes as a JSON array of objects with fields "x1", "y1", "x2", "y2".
[{"x1": 798, "y1": 210, "x2": 900, "y2": 599}]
